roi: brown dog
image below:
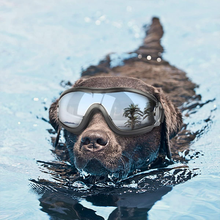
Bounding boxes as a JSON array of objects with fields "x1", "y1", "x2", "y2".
[
  {"x1": 49, "y1": 17, "x2": 196, "y2": 180},
  {"x1": 49, "y1": 76, "x2": 182, "y2": 179}
]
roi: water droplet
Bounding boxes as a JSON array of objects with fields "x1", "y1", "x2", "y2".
[
  {"x1": 72, "y1": 181, "x2": 89, "y2": 189},
  {"x1": 147, "y1": 55, "x2": 151, "y2": 60},
  {"x1": 80, "y1": 170, "x2": 90, "y2": 178},
  {"x1": 33, "y1": 98, "x2": 39, "y2": 101},
  {"x1": 157, "y1": 57, "x2": 161, "y2": 62},
  {"x1": 18, "y1": 122, "x2": 21, "y2": 125},
  {"x1": 84, "y1": 17, "x2": 91, "y2": 23},
  {"x1": 95, "y1": 20, "x2": 101, "y2": 25},
  {"x1": 33, "y1": 124, "x2": 37, "y2": 127},
  {"x1": 99, "y1": 15, "x2": 106, "y2": 21}
]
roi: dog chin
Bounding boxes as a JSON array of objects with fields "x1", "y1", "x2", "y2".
[
  {"x1": 83, "y1": 159, "x2": 110, "y2": 176},
  {"x1": 76, "y1": 158, "x2": 130, "y2": 180}
]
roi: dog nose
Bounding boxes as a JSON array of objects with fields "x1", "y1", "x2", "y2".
[{"x1": 81, "y1": 130, "x2": 108, "y2": 152}]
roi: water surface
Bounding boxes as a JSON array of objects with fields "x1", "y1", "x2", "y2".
[{"x1": 0, "y1": 0, "x2": 220, "y2": 219}]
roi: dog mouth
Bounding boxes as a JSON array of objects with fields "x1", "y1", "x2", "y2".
[
  {"x1": 83, "y1": 159, "x2": 110, "y2": 176},
  {"x1": 76, "y1": 155, "x2": 130, "y2": 181}
]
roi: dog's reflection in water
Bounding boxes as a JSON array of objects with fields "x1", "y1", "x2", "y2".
[
  {"x1": 33, "y1": 179, "x2": 172, "y2": 220},
  {"x1": 32, "y1": 159, "x2": 197, "y2": 220}
]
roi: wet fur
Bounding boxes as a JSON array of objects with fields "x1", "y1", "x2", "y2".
[
  {"x1": 48, "y1": 17, "x2": 196, "y2": 179},
  {"x1": 49, "y1": 76, "x2": 182, "y2": 178}
]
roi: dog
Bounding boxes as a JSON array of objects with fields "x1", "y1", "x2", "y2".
[
  {"x1": 49, "y1": 76, "x2": 182, "y2": 179},
  {"x1": 48, "y1": 17, "x2": 196, "y2": 180}
]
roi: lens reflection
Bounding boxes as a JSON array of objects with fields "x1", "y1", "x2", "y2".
[
  {"x1": 105, "y1": 92, "x2": 155, "y2": 130},
  {"x1": 59, "y1": 91, "x2": 155, "y2": 130}
]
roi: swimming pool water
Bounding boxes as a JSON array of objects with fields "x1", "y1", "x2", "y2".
[{"x1": 0, "y1": 0, "x2": 220, "y2": 219}]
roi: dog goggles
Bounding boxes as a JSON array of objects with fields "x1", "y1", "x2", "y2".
[{"x1": 57, "y1": 87, "x2": 164, "y2": 136}]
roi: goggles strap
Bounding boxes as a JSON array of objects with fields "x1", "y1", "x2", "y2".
[{"x1": 54, "y1": 125, "x2": 62, "y2": 148}]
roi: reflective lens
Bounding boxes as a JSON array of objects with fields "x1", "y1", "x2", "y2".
[
  {"x1": 106, "y1": 92, "x2": 155, "y2": 130},
  {"x1": 59, "y1": 91, "x2": 155, "y2": 131}
]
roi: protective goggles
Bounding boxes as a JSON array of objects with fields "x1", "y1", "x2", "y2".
[{"x1": 57, "y1": 87, "x2": 164, "y2": 136}]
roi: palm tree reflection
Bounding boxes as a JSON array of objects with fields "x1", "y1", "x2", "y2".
[
  {"x1": 123, "y1": 103, "x2": 153, "y2": 129},
  {"x1": 143, "y1": 104, "x2": 154, "y2": 119},
  {"x1": 123, "y1": 104, "x2": 143, "y2": 129}
]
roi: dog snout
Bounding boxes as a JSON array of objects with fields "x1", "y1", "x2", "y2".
[{"x1": 81, "y1": 130, "x2": 109, "y2": 152}]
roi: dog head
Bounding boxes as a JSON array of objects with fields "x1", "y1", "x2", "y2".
[{"x1": 49, "y1": 76, "x2": 182, "y2": 179}]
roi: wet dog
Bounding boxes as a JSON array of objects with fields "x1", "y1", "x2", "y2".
[
  {"x1": 49, "y1": 17, "x2": 196, "y2": 179},
  {"x1": 49, "y1": 76, "x2": 182, "y2": 179}
]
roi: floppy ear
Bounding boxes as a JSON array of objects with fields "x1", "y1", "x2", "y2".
[
  {"x1": 154, "y1": 88, "x2": 182, "y2": 160},
  {"x1": 49, "y1": 99, "x2": 59, "y2": 132},
  {"x1": 49, "y1": 78, "x2": 87, "y2": 132}
]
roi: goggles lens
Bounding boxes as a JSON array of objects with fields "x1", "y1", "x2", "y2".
[{"x1": 59, "y1": 90, "x2": 156, "y2": 131}]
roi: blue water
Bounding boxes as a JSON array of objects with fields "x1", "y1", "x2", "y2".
[{"x1": 0, "y1": 0, "x2": 220, "y2": 219}]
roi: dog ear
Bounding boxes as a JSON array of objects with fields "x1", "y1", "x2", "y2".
[
  {"x1": 49, "y1": 99, "x2": 59, "y2": 132},
  {"x1": 154, "y1": 88, "x2": 182, "y2": 160},
  {"x1": 49, "y1": 78, "x2": 87, "y2": 132}
]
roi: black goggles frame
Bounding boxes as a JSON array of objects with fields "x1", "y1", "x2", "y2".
[{"x1": 57, "y1": 87, "x2": 164, "y2": 136}]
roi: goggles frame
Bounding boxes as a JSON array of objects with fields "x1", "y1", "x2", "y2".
[{"x1": 57, "y1": 87, "x2": 164, "y2": 136}]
